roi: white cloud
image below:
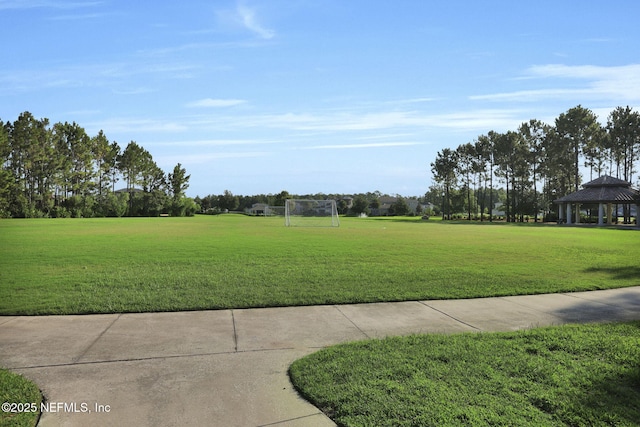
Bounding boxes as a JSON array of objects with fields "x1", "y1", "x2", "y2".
[
  {"x1": 46, "y1": 12, "x2": 110, "y2": 20},
  {"x1": 85, "y1": 118, "x2": 187, "y2": 134},
  {"x1": 385, "y1": 97, "x2": 438, "y2": 105},
  {"x1": 470, "y1": 63, "x2": 640, "y2": 102},
  {"x1": 253, "y1": 109, "x2": 522, "y2": 133},
  {"x1": 156, "y1": 151, "x2": 269, "y2": 166},
  {"x1": 178, "y1": 107, "x2": 524, "y2": 136},
  {"x1": 302, "y1": 142, "x2": 422, "y2": 150},
  {"x1": 0, "y1": 0, "x2": 102, "y2": 10},
  {"x1": 242, "y1": 111, "x2": 425, "y2": 132},
  {"x1": 185, "y1": 98, "x2": 247, "y2": 108},
  {"x1": 528, "y1": 63, "x2": 640, "y2": 81},
  {"x1": 355, "y1": 133, "x2": 414, "y2": 141},
  {"x1": 112, "y1": 87, "x2": 154, "y2": 95},
  {"x1": 0, "y1": 61, "x2": 198, "y2": 95},
  {"x1": 147, "y1": 138, "x2": 275, "y2": 147},
  {"x1": 236, "y1": 4, "x2": 274, "y2": 39},
  {"x1": 470, "y1": 88, "x2": 584, "y2": 102}
]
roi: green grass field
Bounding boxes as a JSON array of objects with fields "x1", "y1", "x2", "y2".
[
  {"x1": 289, "y1": 321, "x2": 640, "y2": 426},
  {"x1": 1, "y1": 215, "x2": 638, "y2": 315},
  {"x1": 1, "y1": 215, "x2": 639, "y2": 426}
]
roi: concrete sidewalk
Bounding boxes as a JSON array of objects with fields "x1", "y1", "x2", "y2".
[{"x1": 1, "y1": 287, "x2": 639, "y2": 426}]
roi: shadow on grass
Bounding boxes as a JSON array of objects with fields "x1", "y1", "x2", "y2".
[
  {"x1": 439, "y1": 220, "x2": 556, "y2": 227},
  {"x1": 569, "y1": 322, "x2": 640, "y2": 425},
  {"x1": 543, "y1": 288, "x2": 640, "y2": 424},
  {"x1": 373, "y1": 217, "x2": 640, "y2": 230},
  {"x1": 375, "y1": 217, "x2": 564, "y2": 227},
  {"x1": 585, "y1": 266, "x2": 640, "y2": 281},
  {"x1": 367, "y1": 217, "x2": 530, "y2": 225},
  {"x1": 581, "y1": 357, "x2": 640, "y2": 425}
]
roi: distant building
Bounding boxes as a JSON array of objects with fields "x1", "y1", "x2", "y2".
[
  {"x1": 370, "y1": 196, "x2": 429, "y2": 216},
  {"x1": 341, "y1": 197, "x2": 354, "y2": 209},
  {"x1": 247, "y1": 203, "x2": 270, "y2": 215},
  {"x1": 491, "y1": 202, "x2": 505, "y2": 217}
]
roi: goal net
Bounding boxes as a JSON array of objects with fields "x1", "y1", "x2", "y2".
[{"x1": 284, "y1": 199, "x2": 340, "y2": 227}]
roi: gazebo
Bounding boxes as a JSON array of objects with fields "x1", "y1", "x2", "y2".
[{"x1": 554, "y1": 175, "x2": 640, "y2": 226}]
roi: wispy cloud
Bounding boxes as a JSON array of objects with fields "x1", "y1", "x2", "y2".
[
  {"x1": 529, "y1": 63, "x2": 640, "y2": 82},
  {"x1": 112, "y1": 87, "x2": 155, "y2": 96},
  {"x1": 470, "y1": 63, "x2": 640, "y2": 102},
  {"x1": 185, "y1": 98, "x2": 247, "y2": 108},
  {"x1": 147, "y1": 139, "x2": 275, "y2": 147},
  {"x1": 0, "y1": 0, "x2": 102, "y2": 10},
  {"x1": 156, "y1": 151, "x2": 269, "y2": 166},
  {"x1": 302, "y1": 142, "x2": 423, "y2": 150},
  {"x1": 46, "y1": 12, "x2": 109, "y2": 20},
  {"x1": 0, "y1": 60, "x2": 198, "y2": 95},
  {"x1": 236, "y1": 3, "x2": 275, "y2": 39},
  {"x1": 470, "y1": 88, "x2": 585, "y2": 102},
  {"x1": 265, "y1": 112, "x2": 413, "y2": 131},
  {"x1": 389, "y1": 97, "x2": 438, "y2": 104},
  {"x1": 175, "y1": 107, "x2": 524, "y2": 135},
  {"x1": 85, "y1": 118, "x2": 187, "y2": 134},
  {"x1": 355, "y1": 133, "x2": 414, "y2": 141},
  {"x1": 249, "y1": 109, "x2": 522, "y2": 133}
]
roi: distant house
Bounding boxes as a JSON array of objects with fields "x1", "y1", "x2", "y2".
[
  {"x1": 371, "y1": 196, "x2": 396, "y2": 216},
  {"x1": 421, "y1": 202, "x2": 436, "y2": 212},
  {"x1": 370, "y1": 196, "x2": 428, "y2": 216},
  {"x1": 114, "y1": 187, "x2": 145, "y2": 195},
  {"x1": 248, "y1": 203, "x2": 269, "y2": 215},
  {"x1": 491, "y1": 202, "x2": 505, "y2": 217},
  {"x1": 406, "y1": 199, "x2": 422, "y2": 213},
  {"x1": 341, "y1": 197, "x2": 354, "y2": 209}
]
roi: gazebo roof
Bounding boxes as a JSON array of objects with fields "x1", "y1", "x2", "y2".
[
  {"x1": 582, "y1": 175, "x2": 632, "y2": 188},
  {"x1": 555, "y1": 175, "x2": 640, "y2": 204}
]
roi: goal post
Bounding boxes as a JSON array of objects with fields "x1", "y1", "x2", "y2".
[{"x1": 284, "y1": 199, "x2": 340, "y2": 227}]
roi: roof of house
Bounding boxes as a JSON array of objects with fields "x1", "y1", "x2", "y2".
[
  {"x1": 555, "y1": 175, "x2": 640, "y2": 204},
  {"x1": 114, "y1": 187, "x2": 144, "y2": 193},
  {"x1": 378, "y1": 196, "x2": 397, "y2": 204}
]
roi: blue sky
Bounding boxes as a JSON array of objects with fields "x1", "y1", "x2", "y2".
[{"x1": 2, "y1": 1, "x2": 640, "y2": 197}]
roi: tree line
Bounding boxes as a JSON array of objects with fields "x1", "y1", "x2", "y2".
[
  {"x1": 0, "y1": 111, "x2": 197, "y2": 218},
  {"x1": 430, "y1": 105, "x2": 640, "y2": 222},
  {"x1": 195, "y1": 190, "x2": 422, "y2": 217}
]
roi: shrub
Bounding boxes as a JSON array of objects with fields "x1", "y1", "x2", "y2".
[{"x1": 51, "y1": 206, "x2": 71, "y2": 218}]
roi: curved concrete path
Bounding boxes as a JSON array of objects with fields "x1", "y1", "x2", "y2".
[{"x1": 1, "y1": 287, "x2": 639, "y2": 426}]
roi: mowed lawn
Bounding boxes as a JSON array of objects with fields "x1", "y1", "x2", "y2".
[
  {"x1": 1, "y1": 215, "x2": 638, "y2": 315},
  {"x1": 289, "y1": 321, "x2": 640, "y2": 426}
]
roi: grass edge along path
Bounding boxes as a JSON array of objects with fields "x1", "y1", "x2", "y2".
[
  {"x1": 289, "y1": 321, "x2": 640, "y2": 427},
  {"x1": 0, "y1": 369, "x2": 42, "y2": 427}
]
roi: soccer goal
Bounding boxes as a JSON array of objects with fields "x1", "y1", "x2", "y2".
[{"x1": 284, "y1": 199, "x2": 340, "y2": 227}]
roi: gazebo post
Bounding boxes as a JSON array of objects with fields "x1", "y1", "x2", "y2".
[
  {"x1": 558, "y1": 203, "x2": 564, "y2": 223},
  {"x1": 607, "y1": 203, "x2": 613, "y2": 225},
  {"x1": 598, "y1": 203, "x2": 604, "y2": 226},
  {"x1": 636, "y1": 203, "x2": 640, "y2": 228},
  {"x1": 575, "y1": 203, "x2": 580, "y2": 224},
  {"x1": 566, "y1": 203, "x2": 572, "y2": 225}
]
